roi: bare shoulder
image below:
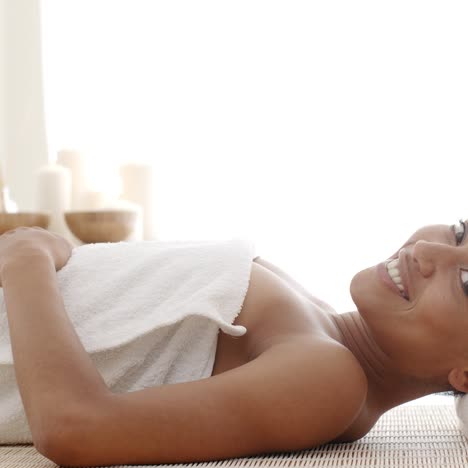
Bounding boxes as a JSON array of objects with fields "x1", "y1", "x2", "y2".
[
  {"x1": 279, "y1": 337, "x2": 369, "y2": 440},
  {"x1": 251, "y1": 257, "x2": 339, "y2": 315},
  {"x1": 44, "y1": 337, "x2": 368, "y2": 466},
  {"x1": 239, "y1": 337, "x2": 368, "y2": 451}
]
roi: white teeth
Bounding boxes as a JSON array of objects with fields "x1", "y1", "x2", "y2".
[
  {"x1": 388, "y1": 268, "x2": 399, "y2": 278},
  {"x1": 386, "y1": 259, "x2": 404, "y2": 290},
  {"x1": 385, "y1": 256, "x2": 408, "y2": 299}
]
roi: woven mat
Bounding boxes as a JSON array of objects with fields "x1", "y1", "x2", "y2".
[{"x1": 1, "y1": 404, "x2": 467, "y2": 467}]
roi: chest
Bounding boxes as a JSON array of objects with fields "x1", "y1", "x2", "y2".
[
  {"x1": 211, "y1": 262, "x2": 379, "y2": 442},
  {"x1": 211, "y1": 262, "x2": 339, "y2": 376}
]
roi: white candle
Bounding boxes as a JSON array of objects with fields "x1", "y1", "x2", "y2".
[
  {"x1": 119, "y1": 163, "x2": 156, "y2": 240},
  {"x1": 56, "y1": 149, "x2": 88, "y2": 210},
  {"x1": 35, "y1": 163, "x2": 72, "y2": 240},
  {"x1": 0, "y1": 160, "x2": 5, "y2": 212},
  {"x1": 79, "y1": 190, "x2": 110, "y2": 210}
]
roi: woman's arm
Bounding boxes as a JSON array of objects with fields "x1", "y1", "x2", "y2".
[{"x1": 1, "y1": 253, "x2": 109, "y2": 451}]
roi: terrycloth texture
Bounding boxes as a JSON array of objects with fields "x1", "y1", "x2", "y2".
[
  {"x1": 454, "y1": 394, "x2": 468, "y2": 439},
  {"x1": 0, "y1": 238, "x2": 255, "y2": 444}
]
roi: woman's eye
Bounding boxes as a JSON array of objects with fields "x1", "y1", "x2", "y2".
[
  {"x1": 453, "y1": 219, "x2": 466, "y2": 245},
  {"x1": 461, "y1": 270, "x2": 468, "y2": 296}
]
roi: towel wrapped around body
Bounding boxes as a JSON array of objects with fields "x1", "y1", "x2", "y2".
[{"x1": 0, "y1": 238, "x2": 255, "y2": 444}]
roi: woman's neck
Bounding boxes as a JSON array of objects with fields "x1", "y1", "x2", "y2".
[{"x1": 329, "y1": 311, "x2": 448, "y2": 414}]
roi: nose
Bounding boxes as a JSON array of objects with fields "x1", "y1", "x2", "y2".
[{"x1": 411, "y1": 240, "x2": 458, "y2": 278}]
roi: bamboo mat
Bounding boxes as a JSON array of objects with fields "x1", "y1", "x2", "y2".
[{"x1": 0, "y1": 404, "x2": 466, "y2": 467}]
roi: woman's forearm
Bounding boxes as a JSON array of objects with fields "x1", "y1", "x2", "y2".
[{"x1": 1, "y1": 253, "x2": 109, "y2": 439}]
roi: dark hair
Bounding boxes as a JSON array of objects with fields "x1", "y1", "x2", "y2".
[{"x1": 436, "y1": 389, "x2": 466, "y2": 397}]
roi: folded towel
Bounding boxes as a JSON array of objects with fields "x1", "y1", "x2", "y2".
[{"x1": 0, "y1": 238, "x2": 255, "y2": 444}]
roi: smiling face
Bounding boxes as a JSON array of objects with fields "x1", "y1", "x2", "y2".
[{"x1": 349, "y1": 220, "x2": 468, "y2": 391}]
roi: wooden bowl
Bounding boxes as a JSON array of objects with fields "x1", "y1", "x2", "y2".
[
  {"x1": 64, "y1": 210, "x2": 138, "y2": 243},
  {"x1": 0, "y1": 212, "x2": 51, "y2": 235}
]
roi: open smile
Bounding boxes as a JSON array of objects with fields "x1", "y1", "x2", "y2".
[{"x1": 377, "y1": 251, "x2": 410, "y2": 301}]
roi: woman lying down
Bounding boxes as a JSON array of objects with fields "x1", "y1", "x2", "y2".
[{"x1": 0, "y1": 222, "x2": 466, "y2": 466}]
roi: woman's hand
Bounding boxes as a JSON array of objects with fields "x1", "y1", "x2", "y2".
[{"x1": 0, "y1": 227, "x2": 74, "y2": 285}]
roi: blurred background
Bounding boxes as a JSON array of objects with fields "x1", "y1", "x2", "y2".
[{"x1": 0, "y1": 0, "x2": 467, "y2": 312}]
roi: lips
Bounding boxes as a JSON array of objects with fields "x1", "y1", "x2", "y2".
[
  {"x1": 377, "y1": 250, "x2": 411, "y2": 301},
  {"x1": 377, "y1": 261, "x2": 403, "y2": 297}
]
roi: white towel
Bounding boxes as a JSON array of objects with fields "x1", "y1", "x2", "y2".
[
  {"x1": 455, "y1": 395, "x2": 468, "y2": 439},
  {"x1": 0, "y1": 238, "x2": 255, "y2": 444}
]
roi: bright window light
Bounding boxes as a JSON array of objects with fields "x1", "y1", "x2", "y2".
[{"x1": 40, "y1": 0, "x2": 468, "y2": 312}]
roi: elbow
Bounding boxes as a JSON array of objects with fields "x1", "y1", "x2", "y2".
[
  {"x1": 32, "y1": 391, "x2": 113, "y2": 465},
  {"x1": 33, "y1": 408, "x2": 91, "y2": 466},
  {"x1": 35, "y1": 427, "x2": 79, "y2": 467}
]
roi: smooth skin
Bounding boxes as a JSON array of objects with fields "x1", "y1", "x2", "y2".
[
  {"x1": 256, "y1": 219, "x2": 468, "y2": 420},
  {"x1": 1, "y1": 221, "x2": 468, "y2": 465},
  {"x1": 0, "y1": 227, "x2": 110, "y2": 454},
  {"x1": 329, "y1": 220, "x2": 468, "y2": 416}
]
